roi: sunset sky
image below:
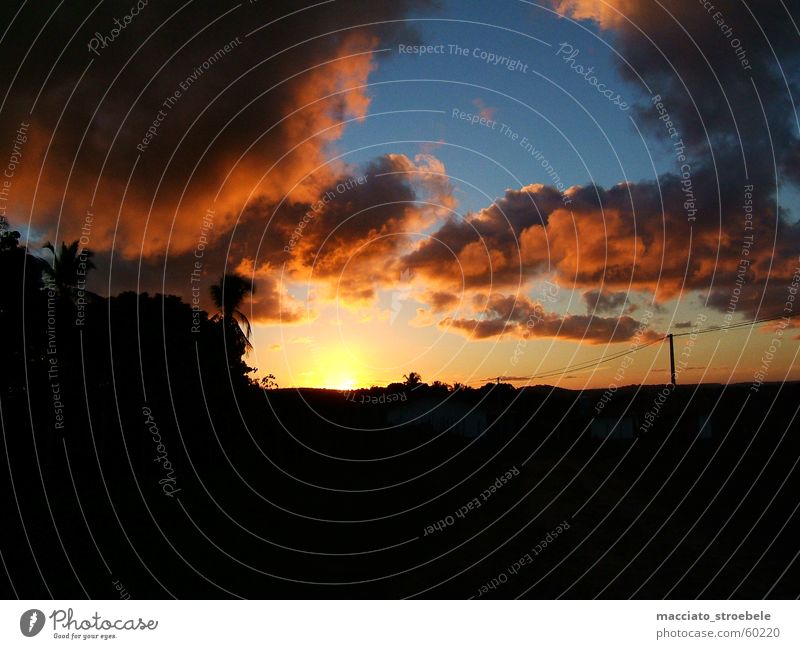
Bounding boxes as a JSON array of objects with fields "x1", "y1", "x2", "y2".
[{"x1": 3, "y1": 0, "x2": 800, "y2": 389}]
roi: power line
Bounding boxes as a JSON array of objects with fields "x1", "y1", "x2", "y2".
[
  {"x1": 483, "y1": 336, "x2": 665, "y2": 384},
  {"x1": 671, "y1": 313, "x2": 789, "y2": 337},
  {"x1": 520, "y1": 337, "x2": 664, "y2": 381},
  {"x1": 482, "y1": 313, "x2": 794, "y2": 384}
]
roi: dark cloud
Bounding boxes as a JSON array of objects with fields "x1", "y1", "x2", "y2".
[
  {"x1": 425, "y1": 290, "x2": 460, "y2": 313},
  {"x1": 545, "y1": 0, "x2": 800, "y2": 318},
  {"x1": 0, "y1": 0, "x2": 437, "y2": 255},
  {"x1": 441, "y1": 292, "x2": 661, "y2": 343},
  {"x1": 0, "y1": 0, "x2": 436, "y2": 322},
  {"x1": 402, "y1": 183, "x2": 564, "y2": 289},
  {"x1": 437, "y1": 176, "x2": 797, "y2": 318},
  {"x1": 583, "y1": 288, "x2": 635, "y2": 315},
  {"x1": 552, "y1": 1, "x2": 800, "y2": 181},
  {"x1": 233, "y1": 153, "x2": 449, "y2": 306}
]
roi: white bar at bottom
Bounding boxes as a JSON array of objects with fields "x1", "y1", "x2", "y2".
[{"x1": 1, "y1": 600, "x2": 796, "y2": 648}]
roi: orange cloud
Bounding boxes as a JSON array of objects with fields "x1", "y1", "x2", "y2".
[
  {"x1": 233, "y1": 258, "x2": 308, "y2": 325},
  {"x1": 550, "y1": 0, "x2": 636, "y2": 28},
  {"x1": 403, "y1": 178, "x2": 800, "y2": 320},
  {"x1": 1, "y1": 1, "x2": 438, "y2": 263},
  {"x1": 441, "y1": 292, "x2": 661, "y2": 343}
]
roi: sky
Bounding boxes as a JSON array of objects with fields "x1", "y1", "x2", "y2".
[{"x1": 2, "y1": 0, "x2": 800, "y2": 389}]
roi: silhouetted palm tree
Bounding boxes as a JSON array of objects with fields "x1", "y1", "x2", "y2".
[
  {"x1": 210, "y1": 273, "x2": 255, "y2": 351},
  {"x1": 41, "y1": 239, "x2": 95, "y2": 299},
  {"x1": 403, "y1": 371, "x2": 422, "y2": 387}
]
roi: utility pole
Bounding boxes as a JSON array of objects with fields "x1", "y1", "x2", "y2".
[{"x1": 668, "y1": 333, "x2": 676, "y2": 386}]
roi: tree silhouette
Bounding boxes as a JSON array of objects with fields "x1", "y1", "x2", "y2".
[
  {"x1": 0, "y1": 217, "x2": 20, "y2": 252},
  {"x1": 41, "y1": 239, "x2": 95, "y2": 300},
  {"x1": 210, "y1": 273, "x2": 256, "y2": 352},
  {"x1": 403, "y1": 371, "x2": 422, "y2": 387}
]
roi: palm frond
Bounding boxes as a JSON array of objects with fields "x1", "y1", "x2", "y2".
[{"x1": 210, "y1": 272, "x2": 256, "y2": 351}]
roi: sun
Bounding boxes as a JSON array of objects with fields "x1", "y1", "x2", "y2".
[
  {"x1": 312, "y1": 345, "x2": 366, "y2": 390},
  {"x1": 327, "y1": 375, "x2": 357, "y2": 391}
]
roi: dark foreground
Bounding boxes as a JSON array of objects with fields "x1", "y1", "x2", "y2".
[{"x1": 2, "y1": 353, "x2": 798, "y2": 598}]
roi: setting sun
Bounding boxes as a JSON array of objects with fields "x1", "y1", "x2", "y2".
[
  {"x1": 326, "y1": 376, "x2": 356, "y2": 391},
  {"x1": 310, "y1": 346, "x2": 366, "y2": 390}
]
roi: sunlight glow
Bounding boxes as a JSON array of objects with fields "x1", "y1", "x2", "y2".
[{"x1": 310, "y1": 345, "x2": 367, "y2": 390}]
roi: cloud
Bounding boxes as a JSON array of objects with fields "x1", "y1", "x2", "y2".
[
  {"x1": 548, "y1": 1, "x2": 800, "y2": 318},
  {"x1": 387, "y1": 3, "x2": 800, "y2": 326},
  {"x1": 550, "y1": 0, "x2": 800, "y2": 184},
  {"x1": 0, "y1": 1, "x2": 437, "y2": 260},
  {"x1": 402, "y1": 183, "x2": 565, "y2": 289},
  {"x1": 424, "y1": 290, "x2": 461, "y2": 313},
  {"x1": 231, "y1": 152, "x2": 457, "y2": 309},
  {"x1": 441, "y1": 292, "x2": 661, "y2": 343},
  {"x1": 550, "y1": 0, "x2": 638, "y2": 28},
  {"x1": 471, "y1": 98, "x2": 496, "y2": 122},
  {"x1": 403, "y1": 155, "x2": 800, "y2": 321},
  {"x1": 583, "y1": 289, "x2": 636, "y2": 314},
  {"x1": 233, "y1": 258, "x2": 307, "y2": 325}
]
